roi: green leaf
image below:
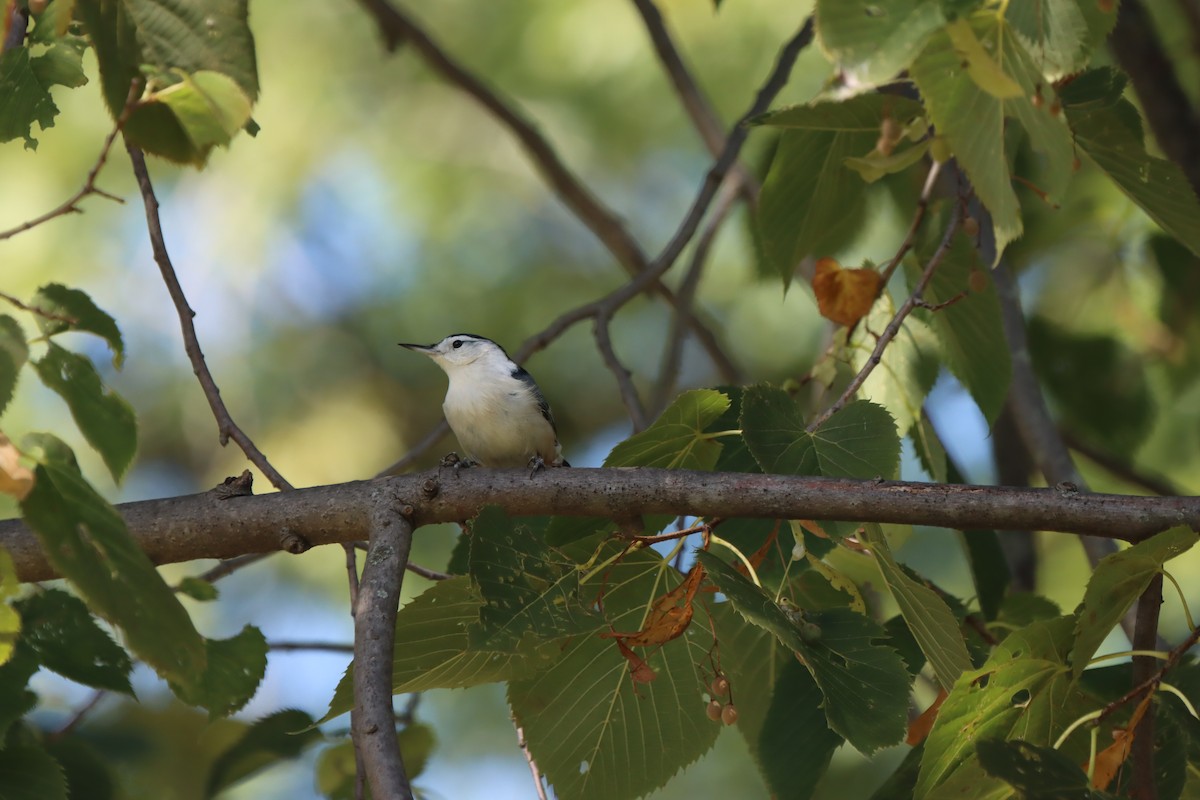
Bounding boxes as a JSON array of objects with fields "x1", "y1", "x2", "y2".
[
  {"x1": 30, "y1": 284, "x2": 124, "y2": 368},
  {"x1": 322, "y1": 577, "x2": 542, "y2": 723},
  {"x1": 397, "y1": 723, "x2": 436, "y2": 781},
  {"x1": 916, "y1": 616, "x2": 1097, "y2": 798},
  {"x1": 712, "y1": 602, "x2": 843, "y2": 799},
  {"x1": 861, "y1": 524, "x2": 972, "y2": 691},
  {"x1": 0, "y1": 316, "x2": 28, "y2": 417},
  {"x1": 976, "y1": 739, "x2": 1114, "y2": 800},
  {"x1": 912, "y1": 15, "x2": 1075, "y2": 260},
  {"x1": 205, "y1": 709, "x2": 321, "y2": 798},
  {"x1": 13, "y1": 589, "x2": 133, "y2": 694},
  {"x1": 509, "y1": 545, "x2": 720, "y2": 800},
  {"x1": 0, "y1": 48, "x2": 58, "y2": 149},
  {"x1": 814, "y1": 0, "x2": 946, "y2": 89},
  {"x1": 176, "y1": 576, "x2": 219, "y2": 602},
  {"x1": 605, "y1": 388, "x2": 730, "y2": 469},
  {"x1": 31, "y1": 41, "x2": 88, "y2": 90},
  {"x1": 0, "y1": 548, "x2": 17, "y2": 666},
  {"x1": 32, "y1": 343, "x2": 137, "y2": 481},
  {"x1": 146, "y1": 70, "x2": 253, "y2": 155},
  {"x1": 467, "y1": 508, "x2": 602, "y2": 652},
  {"x1": 1062, "y1": 69, "x2": 1200, "y2": 256},
  {"x1": 742, "y1": 386, "x2": 901, "y2": 479},
  {"x1": 1006, "y1": 0, "x2": 1089, "y2": 77},
  {"x1": 1071, "y1": 527, "x2": 1198, "y2": 678},
  {"x1": 697, "y1": 551, "x2": 910, "y2": 754},
  {"x1": 756, "y1": 95, "x2": 923, "y2": 284},
  {"x1": 316, "y1": 728, "x2": 433, "y2": 800},
  {"x1": 171, "y1": 625, "x2": 268, "y2": 718},
  {"x1": 0, "y1": 649, "x2": 38, "y2": 741},
  {"x1": 907, "y1": 228, "x2": 1011, "y2": 424},
  {"x1": 19, "y1": 434, "x2": 207, "y2": 689},
  {"x1": 848, "y1": 294, "x2": 940, "y2": 436},
  {"x1": 0, "y1": 743, "x2": 67, "y2": 800},
  {"x1": 75, "y1": 0, "x2": 259, "y2": 165},
  {"x1": 43, "y1": 739, "x2": 116, "y2": 800},
  {"x1": 844, "y1": 140, "x2": 931, "y2": 183},
  {"x1": 912, "y1": 412, "x2": 948, "y2": 483},
  {"x1": 1028, "y1": 316, "x2": 1153, "y2": 454}
]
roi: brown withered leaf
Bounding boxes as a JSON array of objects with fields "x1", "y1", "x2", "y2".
[
  {"x1": 1090, "y1": 692, "x2": 1153, "y2": 789},
  {"x1": 613, "y1": 637, "x2": 656, "y2": 684},
  {"x1": 602, "y1": 564, "x2": 705, "y2": 648},
  {"x1": 906, "y1": 688, "x2": 947, "y2": 746},
  {"x1": 812, "y1": 257, "x2": 882, "y2": 327},
  {"x1": 0, "y1": 432, "x2": 34, "y2": 501}
]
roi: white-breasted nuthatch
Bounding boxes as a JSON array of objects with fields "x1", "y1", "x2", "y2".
[{"x1": 399, "y1": 334, "x2": 569, "y2": 469}]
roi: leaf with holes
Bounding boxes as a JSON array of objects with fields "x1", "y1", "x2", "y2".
[
  {"x1": 0, "y1": 47, "x2": 60, "y2": 149},
  {"x1": 1071, "y1": 527, "x2": 1198, "y2": 678},
  {"x1": 509, "y1": 544, "x2": 719, "y2": 800},
  {"x1": 170, "y1": 625, "x2": 267, "y2": 718},
  {"x1": 698, "y1": 551, "x2": 909, "y2": 754},
  {"x1": 605, "y1": 389, "x2": 730, "y2": 469},
  {"x1": 916, "y1": 616, "x2": 1099, "y2": 798},
  {"x1": 467, "y1": 507, "x2": 601, "y2": 652}
]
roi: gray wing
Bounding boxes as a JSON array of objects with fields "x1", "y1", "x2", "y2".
[{"x1": 511, "y1": 365, "x2": 557, "y2": 431}]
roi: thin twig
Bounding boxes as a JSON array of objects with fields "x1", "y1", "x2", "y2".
[
  {"x1": 268, "y1": 641, "x2": 355, "y2": 653},
  {"x1": 0, "y1": 80, "x2": 141, "y2": 242},
  {"x1": 1129, "y1": 574, "x2": 1163, "y2": 800},
  {"x1": 351, "y1": 0, "x2": 742, "y2": 382},
  {"x1": 595, "y1": 314, "x2": 648, "y2": 431},
  {"x1": 1063, "y1": 431, "x2": 1181, "y2": 496},
  {"x1": 127, "y1": 145, "x2": 295, "y2": 492},
  {"x1": 651, "y1": 173, "x2": 742, "y2": 414},
  {"x1": 879, "y1": 159, "x2": 943, "y2": 287},
  {"x1": 195, "y1": 552, "x2": 271, "y2": 584},
  {"x1": 2, "y1": 5, "x2": 27, "y2": 52},
  {"x1": 515, "y1": 18, "x2": 814, "y2": 364},
  {"x1": 353, "y1": 496, "x2": 415, "y2": 799},
  {"x1": 47, "y1": 690, "x2": 105, "y2": 743},
  {"x1": 515, "y1": 720, "x2": 549, "y2": 800},
  {"x1": 375, "y1": 421, "x2": 451, "y2": 477},
  {"x1": 630, "y1": 0, "x2": 760, "y2": 202},
  {"x1": 404, "y1": 561, "x2": 452, "y2": 581},
  {"x1": 807, "y1": 201, "x2": 963, "y2": 433},
  {"x1": 0, "y1": 291, "x2": 78, "y2": 325}
]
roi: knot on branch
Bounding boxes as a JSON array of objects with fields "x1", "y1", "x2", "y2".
[{"x1": 213, "y1": 470, "x2": 254, "y2": 500}]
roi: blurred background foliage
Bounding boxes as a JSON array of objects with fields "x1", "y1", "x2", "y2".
[{"x1": 3, "y1": 0, "x2": 1200, "y2": 797}]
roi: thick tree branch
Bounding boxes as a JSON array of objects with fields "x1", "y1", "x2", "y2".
[
  {"x1": 353, "y1": 495, "x2": 415, "y2": 800},
  {"x1": 5, "y1": 468, "x2": 1199, "y2": 582}
]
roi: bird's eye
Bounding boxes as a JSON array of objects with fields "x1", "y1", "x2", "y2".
[{"x1": 451, "y1": 340, "x2": 463, "y2": 349}]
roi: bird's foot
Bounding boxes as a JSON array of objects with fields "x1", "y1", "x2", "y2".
[
  {"x1": 440, "y1": 452, "x2": 476, "y2": 476},
  {"x1": 527, "y1": 455, "x2": 547, "y2": 478}
]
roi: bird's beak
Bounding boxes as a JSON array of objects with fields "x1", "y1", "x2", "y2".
[{"x1": 398, "y1": 342, "x2": 436, "y2": 354}]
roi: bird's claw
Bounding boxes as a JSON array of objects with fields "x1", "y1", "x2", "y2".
[
  {"x1": 440, "y1": 452, "x2": 475, "y2": 477},
  {"x1": 527, "y1": 455, "x2": 547, "y2": 479}
]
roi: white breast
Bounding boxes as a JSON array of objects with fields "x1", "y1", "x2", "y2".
[{"x1": 442, "y1": 372, "x2": 560, "y2": 467}]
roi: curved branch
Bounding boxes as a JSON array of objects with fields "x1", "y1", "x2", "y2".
[{"x1": 5, "y1": 468, "x2": 1199, "y2": 582}]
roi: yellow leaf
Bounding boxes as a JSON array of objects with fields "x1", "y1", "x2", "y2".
[{"x1": 945, "y1": 18, "x2": 1023, "y2": 99}]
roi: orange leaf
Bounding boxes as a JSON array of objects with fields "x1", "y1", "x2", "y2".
[
  {"x1": 0, "y1": 432, "x2": 34, "y2": 501},
  {"x1": 601, "y1": 564, "x2": 705, "y2": 648},
  {"x1": 812, "y1": 257, "x2": 882, "y2": 327},
  {"x1": 906, "y1": 689, "x2": 947, "y2": 745},
  {"x1": 733, "y1": 523, "x2": 779, "y2": 580},
  {"x1": 1090, "y1": 693, "x2": 1153, "y2": 789}
]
